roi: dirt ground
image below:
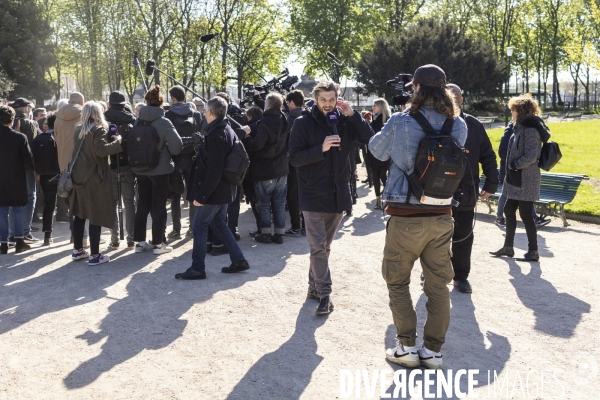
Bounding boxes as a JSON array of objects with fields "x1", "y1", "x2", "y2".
[{"x1": 0, "y1": 169, "x2": 598, "y2": 399}]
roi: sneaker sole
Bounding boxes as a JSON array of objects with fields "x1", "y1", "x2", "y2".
[
  {"x1": 153, "y1": 250, "x2": 173, "y2": 255},
  {"x1": 89, "y1": 260, "x2": 110, "y2": 265},
  {"x1": 72, "y1": 256, "x2": 88, "y2": 261},
  {"x1": 316, "y1": 303, "x2": 334, "y2": 315},
  {"x1": 420, "y1": 357, "x2": 444, "y2": 370},
  {"x1": 386, "y1": 355, "x2": 421, "y2": 368}
]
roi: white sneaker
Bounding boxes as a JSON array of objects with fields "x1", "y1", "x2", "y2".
[
  {"x1": 135, "y1": 241, "x2": 154, "y2": 253},
  {"x1": 153, "y1": 243, "x2": 173, "y2": 255},
  {"x1": 385, "y1": 342, "x2": 420, "y2": 368},
  {"x1": 88, "y1": 253, "x2": 110, "y2": 265},
  {"x1": 418, "y1": 346, "x2": 443, "y2": 369},
  {"x1": 72, "y1": 249, "x2": 89, "y2": 261}
]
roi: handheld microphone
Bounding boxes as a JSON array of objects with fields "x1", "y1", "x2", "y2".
[
  {"x1": 145, "y1": 59, "x2": 155, "y2": 76},
  {"x1": 326, "y1": 110, "x2": 341, "y2": 151},
  {"x1": 326, "y1": 51, "x2": 343, "y2": 66},
  {"x1": 201, "y1": 33, "x2": 220, "y2": 43},
  {"x1": 108, "y1": 124, "x2": 118, "y2": 141}
]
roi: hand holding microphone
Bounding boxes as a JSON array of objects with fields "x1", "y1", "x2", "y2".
[
  {"x1": 108, "y1": 124, "x2": 122, "y2": 144},
  {"x1": 325, "y1": 110, "x2": 342, "y2": 152}
]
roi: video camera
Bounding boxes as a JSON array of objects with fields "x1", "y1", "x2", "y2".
[
  {"x1": 240, "y1": 68, "x2": 300, "y2": 108},
  {"x1": 387, "y1": 73, "x2": 413, "y2": 106}
]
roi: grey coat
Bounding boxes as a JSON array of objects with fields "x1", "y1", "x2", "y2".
[
  {"x1": 132, "y1": 106, "x2": 183, "y2": 176},
  {"x1": 502, "y1": 116, "x2": 549, "y2": 202},
  {"x1": 69, "y1": 125, "x2": 123, "y2": 228}
]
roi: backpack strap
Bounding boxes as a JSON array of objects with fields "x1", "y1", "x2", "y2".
[{"x1": 409, "y1": 111, "x2": 455, "y2": 135}]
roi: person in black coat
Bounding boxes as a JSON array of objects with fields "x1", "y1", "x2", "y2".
[
  {"x1": 289, "y1": 81, "x2": 374, "y2": 315},
  {"x1": 447, "y1": 84, "x2": 499, "y2": 293},
  {"x1": 175, "y1": 97, "x2": 250, "y2": 280},
  {"x1": 0, "y1": 105, "x2": 35, "y2": 254}
]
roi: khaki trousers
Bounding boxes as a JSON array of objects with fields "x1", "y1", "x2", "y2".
[{"x1": 382, "y1": 214, "x2": 455, "y2": 352}]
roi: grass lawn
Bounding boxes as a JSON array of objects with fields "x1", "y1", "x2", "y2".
[{"x1": 487, "y1": 119, "x2": 600, "y2": 217}]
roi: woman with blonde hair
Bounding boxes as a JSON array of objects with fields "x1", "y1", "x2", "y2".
[
  {"x1": 369, "y1": 98, "x2": 392, "y2": 209},
  {"x1": 69, "y1": 101, "x2": 123, "y2": 264},
  {"x1": 490, "y1": 94, "x2": 549, "y2": 262}
]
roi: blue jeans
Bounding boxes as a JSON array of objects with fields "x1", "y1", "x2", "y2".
[
  {"x1": 255, "y1": 176, "x2": 287, "y2": 235},
  {"x1": 1, "y1": 206, "x2": 24, "y2": 242},
  {"x1": 9, "y1": 170, "x2": 36, "y2": 236},
  {"x1": 191, "y1": 203, "x2": 245, "y2": 272}
]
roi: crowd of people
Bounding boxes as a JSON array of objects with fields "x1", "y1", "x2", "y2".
[{"x1": 0, "y1": 63, "x2": 554, "y2": 370}]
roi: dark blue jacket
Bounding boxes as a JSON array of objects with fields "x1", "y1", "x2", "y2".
[
  {"x1": 187, "y1": 117, "x2": 237, "y2": 205},
  {"x1": 498, "y1": 122, "x2": 514, "y2": 184},
  {"x1": 289, "y1": 107, "x2": 374, "y2": 213}
]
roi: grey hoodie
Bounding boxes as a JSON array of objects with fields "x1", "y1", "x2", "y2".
[{"x1": 133, "y1": 106, "x2": 183, "y2": 176}]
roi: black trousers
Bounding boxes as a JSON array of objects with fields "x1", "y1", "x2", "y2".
[
  {"x1": 287, "y1": 164, "x2": 301, "y2": 230},
  {"x1": 451, "y1": 208, "x2": 475, "y2": 281},
  {"x1": 372, "y1": 168, "x2": 387, "y2": 197},
  {"x1": 504, "y1": 199, "x2": 538, "y2": 251},
  {"x1": 134, "y1": 174, "x2": 169, "y2": 245},
  {"x1": 73, "y1": 216, "x2": 101, "y2": 255},
  {"x1": 227, "y1": 186, "x2": 240, "y2": 233},
  {"x1": 171, "y1": 156, "x2": 195, "y2": 232},
  {"x1": 39, "y1": 175, "x2": 58, "y2": 233}
]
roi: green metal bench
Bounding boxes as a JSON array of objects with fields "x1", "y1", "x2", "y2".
[
  {"x1": 560, "y1": 112, "x2": 583, "y2": 122},
  {"x1": 479, "y1": 172, "x2": 589, "y2": 226},
  {"x1": 476, "y1": 116, "x2": 498, "y2": 129}
]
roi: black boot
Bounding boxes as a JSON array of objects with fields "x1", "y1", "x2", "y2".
[
  {"x1": 489, "y1": 246, "x2": 514, "y2": 257},
  {"x1": 43, "y1": 232, "x2": 52, "y2": 246},
  {"x1": 0, "y1": 243, "x2": 7, "y2": 254},
  {"x1": 175, "y1": 267, "x2": 206, "y2": 280},
  {"x1": 222, "y1": 259, "x2": 250, "y2": 273},
  {"x1": 316, "y1": 296, "x2": 334, "y2": 315},
  {"x1": 15, "y1": 238, "x2": 31, "y2": 253},
  {"x1": 453, "y1": 279, "x2": 473, "y2": 293},
  {"x1": 516, "y1": 250, "x2": 540, "y2": 262}
]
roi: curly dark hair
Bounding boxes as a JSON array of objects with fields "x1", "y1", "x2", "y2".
[
  {"x1": 508, "y1": 93, "x2": 541, "y2": 119},
  {"x1": 144, "y1": 85, "x2": 164, "y2": 107}
]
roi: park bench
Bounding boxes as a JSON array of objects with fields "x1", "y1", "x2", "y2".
[
  {"x1": 541, "y1": 113, "x2": 552, "y2": 122},
  {"x1": 479, "y1": 172, "x2": 590, "y2": 227},
  {"x1": 476, "y1": 116, "x2": 498, "y2": 129},
  {"x1": 560, "y1": 112, "x2": 583, "y2": 122}
]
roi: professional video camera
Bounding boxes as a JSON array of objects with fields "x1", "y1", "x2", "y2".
[
  {"x1": 240, "y1": 68, "x2": 300, "y2": 108},
  {"x1": 387, "y1": 73, "x2": 413, "y2": 106}
]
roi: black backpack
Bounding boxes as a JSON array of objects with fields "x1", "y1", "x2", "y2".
[
  {"x1": 31, "y1": 133, "x2": 60, "y2": 175},
  {"x1": 127, "y1": 120, "x2": 161, "y2": 171},
  {"x1": 173, "y1": 113, "x2": 196, "y2": 154},
  {"x1": 109, "y1": 122, "x2": 133, "y2": 168},
  {"x1": 222, "y1": 135, "x2": 250, "y2": 186},
  {"x1": 404, "y1": 112, "x2": 466, "y2": 205}
]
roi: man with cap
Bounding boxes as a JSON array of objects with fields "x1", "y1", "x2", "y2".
[
  {"x1": 369, "y1": 64, "x2": 467, "y2": 370},
  {"x1": 105, "y1": 91, "x2": 137, "y2": 249},
  {"x1": 446, "y1": 84, "x2": 499, "y2": 293},
  {"x1": 55, "y1": 92, "x2": 84, "y2": 223},
  {"x1": 8, "y1": 98, "x2": 39, "y2": 244}
]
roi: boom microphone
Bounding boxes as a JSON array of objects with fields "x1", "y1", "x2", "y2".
[
  {"x1": 201, "y1": 33, "x2": 220, "y2": 43},
  {"x1": 145, "y1": 59, "x2": 155, "y2": 76},
  {"x1": 326, "y1": 51, "x2": 343, "y2": 66}
]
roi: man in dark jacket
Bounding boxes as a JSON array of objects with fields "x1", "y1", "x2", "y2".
[
  {"x1": 284, "y1": 89, "x2": 305, "y2": 237},
  {"x1": 289, "y1": 81, "x2": 374, "y2": 315},
  {"x1": 165, "y1": 86, "x2": 202, "y2": 239},
  {"x1": 243, "y1": 92, "x2": 289, "y2": 244},
  {"x1": 104, "y1": 91, "x2": 137, "y2": 249},
  {"x1": 447, "y1": 84, "x2": 499, "y2": 293},
  {"x1": 175, "y1": 97, "x2": 250, "y2": 280}
]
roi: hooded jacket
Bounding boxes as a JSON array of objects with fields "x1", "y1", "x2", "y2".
[
  {"x1": 104, "y1": 105, "x2": 136, "y2": 169},
  {"x1": 502, "y1": 115, "x2": 549, "y2": 202},
  {"x1": 243, "y1": 107, "x2": 289, "y2": 181},
  {"x1": 132, "y1": 106, "x2": 183, "y2": 176},
  {"x1": 289, "y1": 106, "x2": 374, "y2": 213},
  {"x1": 55, "y1": 103, "x2": 82, "y2": 170},
  {"x1": 166, "y1": 102, "x2": 202, "y2": 159}
]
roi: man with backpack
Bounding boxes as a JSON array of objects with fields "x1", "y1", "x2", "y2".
[
  {"x1": 105, "y1": 91, "x2": 137, "y2": 249},
  {"x1": 369, "y1": 65, "x2": 467, "y2": 370},
  {"x1": 30, "y1": 113, "x2": 60, "y2": 246},
  {"x1": 243, "y1": 92, "x2": 289, "y2": 245},
  {"x1": 165, "y1": 85, "x2": 201, "y2": 239},
  {"x1": 175, "y1": 96, "x2": 250, "y2": 280}
]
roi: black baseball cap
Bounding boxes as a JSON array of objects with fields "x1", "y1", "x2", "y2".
[
  {"x1": 406, "y1": 64, "x2": 446, "y2": 89},
  {"x1": 108, "y1": 91, "x2": 127, "y2": 105},
  {"x1": 11, "y1": 98, "x2": 32, "y2": 108}
]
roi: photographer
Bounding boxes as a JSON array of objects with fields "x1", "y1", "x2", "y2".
[
  {"x1": 369, "y1": 65, "x2": 467, "y2": 369},
  {"x1": 105, "y1": 91, "x2": 137, "y2": 249},
  {"x1": 289, "y1": 81, "x2": 374, "y2": 315},
  {"x1": 243, "y1": 93, "x2": 289, "y2": 244}
]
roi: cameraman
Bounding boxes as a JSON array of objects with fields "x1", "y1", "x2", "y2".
[
  {"x1": 289, "y1": 81, "x2": 374, "y2": 315},
  {"x1": 105, "y1": 91, "x2": 137, "y2": 249},
  {"x1": 369, "y1": 65, "x2": 467, "y2": 369}
]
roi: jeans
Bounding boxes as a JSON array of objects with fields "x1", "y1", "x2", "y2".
[
  {"x1": 255, "y1": 176, "x2": 287, "y2": 235},
  {"x1": 134, "y1": 174, "x2": 169, "y2": 245},
  {"x1": 39, "y1": 175, "x2": 58, "y2": 233},
  {"x1": 191, "y1": 203, "x2": 245, "y2": 272},
  {"x1": 1, "y1": 207, "x2": 24, "y2": 242},
  {"x1": 73, "y1": 216, "x2": 101, "y2": 255},
  {"x1": 383, "y1": 215, "x2": 455, "y2": 352},
  {"x1": 9, "y1": 170, "x2": 36, "y2": 236},
  {"x1": 504, "y1": 199, "x2": 538, "y2": 251},
  {"x1": 110, "y1": 166, "x2": 136, "y2": 243}
]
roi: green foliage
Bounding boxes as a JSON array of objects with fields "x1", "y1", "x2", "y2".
[
  {"x1": 469, "y1": 98, "x2": 505, "y2": 114},
  {"x1": 487, "y1": 119, "x2": 600, "y2": 216},
  {"x1": 355, "y1": 18, "x2": 505, "y2": 98}
]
